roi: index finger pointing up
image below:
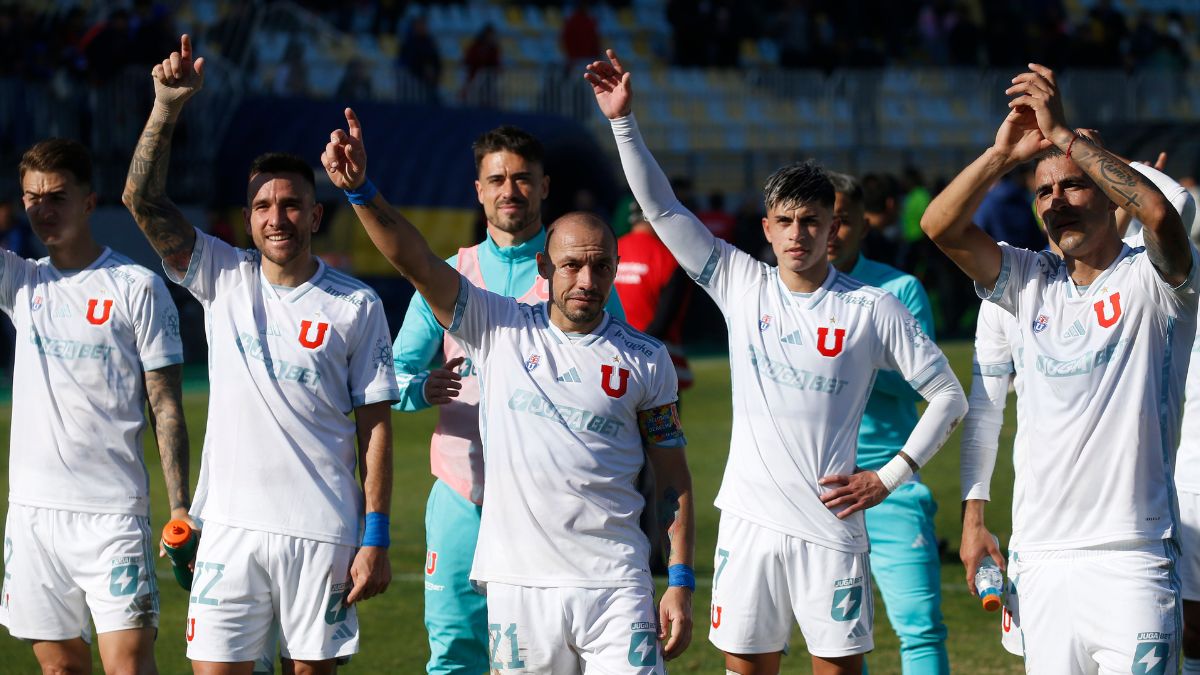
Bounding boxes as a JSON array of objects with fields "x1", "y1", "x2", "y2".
[
  {"x1": 181, "y1": 34, "x2": 192, "y2": 60},
  {"x1": 344, "y1": 107, "x2": 363, "y2": 141}
]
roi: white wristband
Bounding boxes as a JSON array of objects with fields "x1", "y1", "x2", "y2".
[{"x1": 876, "y1": 455, "x2": 914, "y2": 493}]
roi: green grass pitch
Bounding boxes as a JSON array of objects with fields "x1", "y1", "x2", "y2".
[{"x1": 0, "y1": 342, "x2": 1026, "y2": 673}]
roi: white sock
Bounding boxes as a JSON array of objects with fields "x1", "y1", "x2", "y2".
[{"x1": 1184, "y1": 656, "x2": 1200, "y2": 674}]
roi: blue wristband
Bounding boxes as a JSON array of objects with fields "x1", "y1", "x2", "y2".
[
  {"x1": 362, "y1": 512, "x2": 390, "y2": 548},
  {"x1": 667, "y1": 564, "x2": 695, "y2": 591},
  {"x1": 344, "y1": 179, "x2": 377, "y2": 206}
]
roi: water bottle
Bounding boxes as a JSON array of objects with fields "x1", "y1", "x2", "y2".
[
  {"x1": 974, "y1": 535, "x2": 1003, "y2": 612},
  {"x1": 161, "y1": 519, "x2": 199, "y2": 590}
]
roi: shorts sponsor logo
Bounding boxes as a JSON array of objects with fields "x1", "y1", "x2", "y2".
[
  {"x1": 1094, "y1": 292, "x2": 1122, "y2": 328},
  {"x1": 1132, "y1": 640, "x2": 1169, "y2": 675},
  {"x1": 425, "y1": 551, "x2": 438, "y2": 575},
  {"x1": 525, "y1": 353, "x2": 540, "y2": 371},
  {"x1": 759, "y1": 314, "x2": 772, "y2": 333},
  {"x1": 1032, "y1": 313, "x2": 1050, "y2": 333},
  {"x1": 109, "y1": 562, "x2": 139, "y2": 596},
  {"x1": 816, "y1": 326, "x2": 846, "y2": 357},
  {"x1": 325, "y1": 582, "x2": 350, "y2": 625},
  {"x1": 86, "y1": 298, "x2": 113, "y2": 325},
  {"x1": 298, "y1": 319, "x2": 330, "y2": 349},
  {"x1": 628, "y1": 630, "x2": 658, "y2": 667},
  {"x1": 600, "y1": 364, "x2": 630, "y2": 398},
  {"x1": 185, "y1": 617, "x2": 196, "y2": 642},
  {"x1": 830, "y1": 586, "x2": 863, "y2": 622},
  {"x1": 331, "y1": 622, "x2": 355, "y2": 641}
]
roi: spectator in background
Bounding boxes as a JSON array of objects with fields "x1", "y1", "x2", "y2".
[
  {"x1": 861, "y1": 173, "x2": 903, "y2": 267},
  {"x1": 697, "y1": 191, "x2": 736, "y2": 242},
  {"x1": 337, "y1": 57, "x2": 374, "y2": 101},
  {"x1": 273, "y1": 38, "x2": 311, "y2": 96},
  {"x1": 974, "y1": 163, "x2": 1044, "y2": 252},
  {"x1": 401, "y1": 14, "x2": 441, "y2": 104},
  {"x1": 82, "y1": 9, "x2": 134, "y2": 84},
  {"x1": 561, "y1": 0, "x2": 601, "y2": 68},
  {"x1": 462, "y1": 24, "x2": 500, "y2": 107},
  {"x1": 614, "y1": 201, "x2": 694, "y2": 395}
]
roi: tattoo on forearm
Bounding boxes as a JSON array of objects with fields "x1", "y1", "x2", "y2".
[
  {"x1": 145, "y1": 367, "x2": 190, "y2": 512},
  {"x1": 123, "y1": 115, "x2": 194, "y2": 267}
]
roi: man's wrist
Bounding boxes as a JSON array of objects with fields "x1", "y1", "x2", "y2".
[
  {"x1": 344, "y1": 179, "x2": 377, "y2": 205},
  {"x1": 362, "y1": 511, "x2": 390, "y2": 548},
  {"x1": 667, "y1": 563, "x2": 695, "y2": 591},
  {"x1": 151, "y1": 101, "x2": 182, "y2": 124}
]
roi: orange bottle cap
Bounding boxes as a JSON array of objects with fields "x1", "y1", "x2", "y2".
[
  {"x1": 981, "y1": 594, "x2": 1002, "y2": 612},
  {"x1": 162, "y1": 519, "x2": 193, "y2": 547}
]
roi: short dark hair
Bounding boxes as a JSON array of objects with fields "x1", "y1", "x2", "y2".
[
  {"x1": 248, "y1": 152, "x2": 316, "y2": 192},
  {"x1": 827, "y1": 171, "x2": 863, "y2": 206},
  {"x1": 19, "y1": 138, "x2": 93, "y2": 188},
  {"x1": 861, "y1": 173, "x2": 899, "y2": 214},
  {"x1": 1035, "y1": 145, "x2": 1067, "y2": 170},
  {"x1": 762, "y1": 160, "x2": 835, "y2": 212},
  {"x1": 472, "y1": 125, "x2": 544, "y2": 172}
]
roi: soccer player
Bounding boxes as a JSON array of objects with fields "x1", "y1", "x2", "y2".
[
  {"x1": 586, "y1": 50, "x2": 967, "y2": 675},
  {"x1": 925, "y1": 64, "x2": 1197, "y2": 673},
  {"x1": 962, "y1": 154, "x2": 1200, "y2": 667},
  {"x1": 122, "y1": 36, "x2": 398, "y2": 673},
  {"x1": 614, "y1": 202, "x2": 694, "y2": 393},
  {"x1": 0, "y1": 138, "x2": 190, "y2": 674},
  {"x1": 390, "y1": 125, "x2": 623, "y2": 675},
  {"x1": 826, "y1": 171, "x2": 948, "y2": 674},
  {"x1": 323, "y1": 107, "x2": 695, "y2": 673}
]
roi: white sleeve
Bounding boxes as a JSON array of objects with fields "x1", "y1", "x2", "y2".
[
  {"x1": 446, "y1": 275, "x2": 521, "y2": 362},
  {"x1": 131, "y1": 274, "x2": 184, "y2": 371},
  {"x1": 639, "y1": 345, "x2": 681, "y2": 412},
  {"x1": 609, "y1": 114, "x2": 715, "y2": 278},
  {"x1": 347, "y1": 292, "x2": 402, "y2": 408},
  {"x1": 899, "y1": 360, "x2": 967, "y2": 469},
  {"x1": 874, "y1": 292, "x2": 947, "y2": 391},
  {"x1": 164, "y1": 228, "x2": 245, "y2": 306},
  {"x1": 0, "y1": 248, "x2": 32, "y2": 317},
  {"x1": 960, "y1": 302, "x2": 1013, "y2": 501},
  {"x1": 975, "y1": 244, "x2": 1045, "y2": 317}
]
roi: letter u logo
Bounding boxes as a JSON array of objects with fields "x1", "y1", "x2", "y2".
[
  {"x1": 86, "y1": 298, "x2": 112, "y2": 325},
  {"x1": 600, "y1": 365, "x2": 630, "y2": 398},
  {"x1": 816, "y1": 327, "x2": 846, "y2": 357},
  {"x1": 298, "y1": 320, "x2": 329, "y2": 349},
  {"x1": 425, "y1": 551, "x2": 438, "y2": 575},
  {"x1": 711, "y1": 605, "x2": 722, "y2": 629},
  {"x1": 186, "y1": 618, "x2": 196, "y2": 642},
  {"x1": 1093, "y1": 292, "x2": 1121, "y2": 328}
]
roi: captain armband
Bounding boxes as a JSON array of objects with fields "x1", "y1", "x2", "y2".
[{"x1": 638, "y1": 402, "x2": 686, "y2": 448}]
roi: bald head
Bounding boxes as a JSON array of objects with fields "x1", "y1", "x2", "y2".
[{"x1": 545, "y1": 211, "x2": 618, "y2": 257}]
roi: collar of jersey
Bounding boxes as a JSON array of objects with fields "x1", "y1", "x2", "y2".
[
  {"x1": 539, "y1": 302, "x2": 611, "y2": 346},
  {"x1": 1064, "y1": 243, "x2": 1132, "y2": 299},
  {"x1": 482, "y1": 227, "x2": 546, "y2": 262},
  {"x1": 260, "y1": 256, "x2": 327, "y2": 303},
  {"x1": 776, "y1": 263, "x2": 837, "y2": 309},
  {"x1": 43, "y1": 246, "x2": 113, "y2": 283}
]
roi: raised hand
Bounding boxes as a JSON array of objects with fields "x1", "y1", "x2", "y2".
[
  {"x1": 1005, "y1": 63, "x2": 1072, "y2": 148},
  {"x1": 585, "y1": 48, "x2": 633, "y2": 120},
  {"x1": 322, "y1": 107, "x2": 367, "y2": 190},
  {"x1": 153, "y1": 34, "x2": 205, "y2": 110},
  {"x1": 992, "y1": 105, "x2": 1053, "y2": 165}
]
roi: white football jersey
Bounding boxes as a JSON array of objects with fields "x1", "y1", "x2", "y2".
[
  {"x1": 171, "y1": 231, "x2": 399, "y2": 546},
  {"x1": 1175, "y1": 332, "x2": 1200, "y2": 493},
  {"x1": 698, "y1": 240, "x2": 947, "y2": 553},
  {"x1": 448, "y1": 281, "x2": 679, "y2": 589},
  {"x1": 983, "y1": 243, "x2": 1199, "y2": 550},
  {"x1": 1, "y1": 247, "x2": 182, "y2": 516}
]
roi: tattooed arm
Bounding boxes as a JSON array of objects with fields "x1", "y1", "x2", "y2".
[
  {"x1": 321, "y1": 108, "x2": 461, "y2": 327},
  {"x1": 1007, "y1": 64, "x2": 1190, "y2": 285},
  {"x1": 144, "y1": 365, "x2": 192, "y2": 522},
  {"x1": 122, "y1": 34, "x2": 204, "y2": 274}
]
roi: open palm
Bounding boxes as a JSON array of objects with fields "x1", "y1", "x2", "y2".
[{"x1": 585, "y1": 49, "x2": 632, "y2": 120}]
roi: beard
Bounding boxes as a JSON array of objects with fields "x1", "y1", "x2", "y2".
[
  {"x1": 552, "y1": 292, "x2": 604, "y2": 326},
  {"x1": 488, "y1": 202, "x2": 538, "y2": 233}
]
